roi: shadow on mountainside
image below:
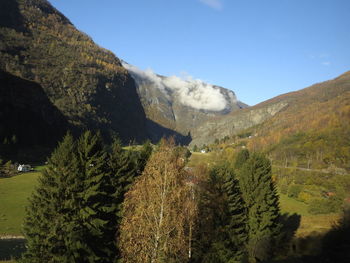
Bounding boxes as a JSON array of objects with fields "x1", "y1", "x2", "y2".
[
  {"x1": 146, "y1": 119, "x2": 192, "y2": 145},
  {"x1": 0, "y1": 70, "x2": 69, "y2": 161},
  {"x1": 0, "y1": 0, "x2": 25, "y2": 32}
]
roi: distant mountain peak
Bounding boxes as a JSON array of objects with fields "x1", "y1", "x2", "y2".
[
  {"x1": 122, "y1": 62, "x2": 242, "y2": 113},
  {"x1": 122, "y1": 61, "x2": 247, "y2": 138}
]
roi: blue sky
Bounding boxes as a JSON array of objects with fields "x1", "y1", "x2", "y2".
[{"x1": 49, "y1": 0, "x2": 350, "y2": 105}]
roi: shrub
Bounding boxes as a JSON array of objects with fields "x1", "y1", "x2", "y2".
[
  {"x1": 308, "y1": 198, "x2": 338, "y2": 214},
  {"x1": 298, "y1": 191, "x2": 313, "y2": 203},
  {"x1": 287, "y1": 184, "x2": 303, "y2": 198}
]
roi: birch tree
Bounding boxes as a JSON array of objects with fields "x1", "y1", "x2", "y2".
[{"x1": 119, "y1": 140, "x2": 197, "y2": 263}]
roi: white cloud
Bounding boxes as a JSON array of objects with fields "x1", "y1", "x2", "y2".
[
  {"x1": 122, "y1": 62, "x2": 231, "y2": 112},
  {"x1": 198, "y1": 0, "x2": 223, "y2": 10},
  {"x1": 321, "y1": 61, "x2": 331, "y2": 66}
]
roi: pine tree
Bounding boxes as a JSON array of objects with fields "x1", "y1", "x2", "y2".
[
  {"x1": 136, "y1": 140, "x2": 153, "y2": 173},
  {"x1": 223, "y1": 165, "x2": 248, "y2": 262},
  {"x1": 21, "y1": 133, "x2": 78, "y2": 263},
  {"x1": 107, "y1": 138, "x2": 153, "y2": 259},
  {"x1": 21, "y1": 131, "x2": 119, "y2": 263},
  {"x1": 198, "y1": 163, "x2": 247, "y2": 263},
  {"x1": 239, "y1": 153, "x2": 281, "y2": 263},
  {"x1": 234, "y1": 149, "x2": 250, "y2": 170},
  {"x1": 109, "y1": 139, "x2": 152, "y2": 207},
  {"x1": 70, "y1": 131, "x2": 118, "y2": 263},
  {"x1": 108, "y1": 138, "x2": 138, "y2": 224}
]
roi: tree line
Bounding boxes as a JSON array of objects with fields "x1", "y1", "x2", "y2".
[
  {"x1": 19, "y1": 133, "x2": 349, "y2": 262},
  {"x1": 20, "y1": 134, "x2": 281, "y2": 263}
]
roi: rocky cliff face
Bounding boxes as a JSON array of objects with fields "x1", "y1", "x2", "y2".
[
  {"x1": 122, "y1": 62, "x2": 247, "y2": 136},
  {"x1": 190, "y1": 71, "x2": 350, "y2": 148},
  {"x1": 190, "y1": 101, "x2": 288, "y2": 146}
]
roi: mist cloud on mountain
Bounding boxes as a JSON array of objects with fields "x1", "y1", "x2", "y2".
[{"x1": 122, "y1": 62, "x2": 232, "y2": 111}]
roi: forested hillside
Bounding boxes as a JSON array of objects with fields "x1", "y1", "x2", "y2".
[
  {"x1": 193, "y1": 71, "x2": 350, "y2": 170},
  {"x1": 247, "y1": 71, "x2": 350, "y2": 170},
  {"x1": 0, "y1": 0, "x2": 147, "y2": 152}
]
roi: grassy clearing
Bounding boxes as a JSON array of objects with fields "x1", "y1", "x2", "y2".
[
  {"x1": 279, "y1": 193, "x2": 310, "y2": 216},
  {"x1": 0, "y1": 171, "x2": 40, "y2": 235},
  {"x1": 279, "y1": 193, "x2": 339, "y2": 237},
  {"x1": 188, "y1": 152, "x2": 217, "y2": 167},
  {"x1": 296, "y1": 213, "x2": 339, "y2": 237}
]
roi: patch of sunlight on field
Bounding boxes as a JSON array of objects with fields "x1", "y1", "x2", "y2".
[
  {"x1": 0, "y1": 171, "x2": 40, "y2": 235},
  {"x1": 279, "y1": 193, "x2": 339, "y2": 237}
]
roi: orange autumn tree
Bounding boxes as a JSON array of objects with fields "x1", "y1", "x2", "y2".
[{"x1": 119, "y1": 139, "x2": 198, "y2": 263}]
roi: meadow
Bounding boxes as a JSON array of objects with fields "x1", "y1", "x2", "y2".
[
  {"x1": 0, "y1": 171, "x2": 41, "y2": 236},
  {"x1": 279, "y1": 194, "x2": 339, "y2": 237},
  {"x1": 0, "y1": 170, "x2": 41, "y2": 262}
]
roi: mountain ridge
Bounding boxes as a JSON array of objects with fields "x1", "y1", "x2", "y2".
[
  {"x1": 190, "y1": 71, "x2": 350, "y2": 148},
  {"x1": 1, "y1": 0, "x2": 349, "y2": 167},
  {"x1": 123, "y1": 61, "x2": 247, "y2": 136},
  {"x1": 0, "y1": 0, "x2": 149, "y2": 149}
]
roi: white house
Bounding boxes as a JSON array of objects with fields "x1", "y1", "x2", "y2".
[{"x1": 18, "y1": 164, "x2": 31, "y2": 172}]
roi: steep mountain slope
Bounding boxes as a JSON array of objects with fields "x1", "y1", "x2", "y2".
[
  {"x1": 123, "y1": 62, "x2": 247, "y2": 136},
  {"x1": 247, "y1": 71, "x2": 350, "y2": 169},
  {"x1": 190, "y1": 99, "x2": 288, "y2": 147},
  {"x1": 0, "y1": 0, "x2": 147, "y2": 148},
  {"x1": 195, "y1": 71, "x2": 350, "y2": 169}
]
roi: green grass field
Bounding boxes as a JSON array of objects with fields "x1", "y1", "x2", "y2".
[
  {"x1": 279, "y1": 193, "x2": 339, "y2": 237},
  {"x1": 279, "y1": 193, "x2": 310, "y2": 216},
  {"x1": 0, "y1": 171, "x2": 40, "y2": 236},
  {"x1": 188, "y1": 152, "x2": 218, "y2": 167}
]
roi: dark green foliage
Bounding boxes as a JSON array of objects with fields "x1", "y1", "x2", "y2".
[
  {"x1": 72, "y1": 131, "x2": 118, "y2": 262},
  {"x1": 108, "y1": 139, "x2": 138, "y2": 224},
  {"x1": 222, "y1": 165, "x2": 248, "y2": 262},
  {"x1": 21, "y1": 131, "x2": 120, "y2": 263},
  {"x1": 107, "y1": 138, "x2": 153, "y2": 260},
  {"x1": 136, "y1": 140, "x2": 153, "y2": 173},
  {"x1": 239, "y1": 153, "x2": 281, "y2": 262},
  {"x1": 234, "y1": 149, "x2": 250, "y2": 170},
  {"x1": 0, "y1": 159, "x2": 17, "y2": 177},
  {"x1": 21, "y1": 133, "x2": 77, "y2": 262},
  {"x1": 287, "y1": 184, "x2": 303, "y2": 199},
  {"x1": 195, "y1": 163, "x2": 247, "y2": 263}
]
